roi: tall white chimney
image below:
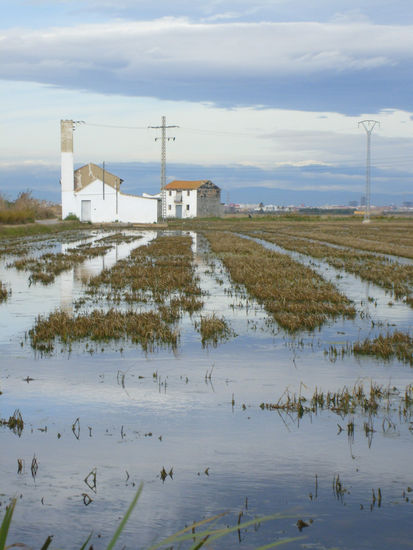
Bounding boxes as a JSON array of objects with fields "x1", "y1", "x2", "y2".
[{"x1": 60, "y1": 120, "x2": 75, "y2": 219}]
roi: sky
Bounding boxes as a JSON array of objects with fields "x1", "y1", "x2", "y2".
[{"x1": 0, "y1": 0, "x2": 412, "y2": 206}]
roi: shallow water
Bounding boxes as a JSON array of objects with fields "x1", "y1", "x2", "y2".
[{"x1": 1, "y1": 229, "x2": 413, "y2": 550}]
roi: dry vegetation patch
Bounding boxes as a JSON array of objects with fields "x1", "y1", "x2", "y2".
[
  {"x1": 29, "y1": 235, "x2": 205, "y2": 352},
  {"x1": 352, "y1": 332, "x2": 413, "y2": 366},
  {"x1": 88, "y1": 235, "x2": 204, "y2": 311},
  {"x1": 247, "y1": 231, "x2": 413, "y2": 307},
  {"x1": 0, "y1": 281, "x2": 9, "y2": 302},
  {"x1": 205, "y1": 232, "x2": 355, "y2": 331},
  {"x1": 8, "y1": 233, "x2": 140, "y2": 284},
  {"x1": 29, "y1": 309, "x2": 178, "y2": 352},
  {"x1": 195, "y1": 313, "x2": 234, "y2": 347}
]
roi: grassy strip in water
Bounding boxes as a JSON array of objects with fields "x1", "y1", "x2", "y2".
[
  {"x1": 29, "y1": 309, "x2": 178, "y2": 353},
  {"x1": 247, "y1": 231, "x2": 413, "y2": 307},
  {"x1": 195, "y1": 313, "x2": 235, "y2": 347},
  {"x1": 170, "y1": 218, "x2": 413, "y2": 259},
  {"x1": 205, "y1": 231, "x2": 355, "y2": 332},
  {"x1": 8, "y1": 235, "x2": 140, "y2": 284},
  {"x1": 352, "y1": 332, "x2": 413, "y2": 366},
  {"x1": 87, "y1": 235, "x2": 204, "y2": 313},
  {"x1": 258, "y1": 221, "x2": 413, "y2": 259}
]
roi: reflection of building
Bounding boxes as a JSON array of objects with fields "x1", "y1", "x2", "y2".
[
  {"x1": 164, "y1": 180, "x2": 222, "y2": 218},
  {"x1": 60, "y1": 120, "x2": 160, "y2": 223}
]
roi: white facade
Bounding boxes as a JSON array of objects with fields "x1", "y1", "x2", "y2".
[
  {"x1": 165, "y1": 189, "x2": 198, "y2": 218},
  {"x1": 65, "y1": 180, "x2": 159, "y2": 224}
]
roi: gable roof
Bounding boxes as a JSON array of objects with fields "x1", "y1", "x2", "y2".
[
  {"x1": 74, "y1": 163, "x2": 123, "y2": 192},
  {"x1": 165, "y1": 180, "x2": 209, "y2": 191}
]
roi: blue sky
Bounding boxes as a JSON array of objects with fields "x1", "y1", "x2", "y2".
[{"x1": 1, "y1": 0, "x2": 412, "y2": 205}]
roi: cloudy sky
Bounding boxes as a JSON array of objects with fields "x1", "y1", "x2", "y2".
[{"x1": 1, "y1": 0, "x2": 412, "y2": 205}]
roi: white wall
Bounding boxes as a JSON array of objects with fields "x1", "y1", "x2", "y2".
[
  {"x1": 63, "y1": 179, "x2": 158, "y2": 223},
  {"x1": 165, "y1": 189, "x2": 198, "y2": 218},
  {"x1": 118, "y1": 193, "x2": 158, "y2": 224}
]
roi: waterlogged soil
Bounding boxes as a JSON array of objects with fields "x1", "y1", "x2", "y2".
[{"x1": 1, "y1": 229, "x2": 413, "y2": 550}]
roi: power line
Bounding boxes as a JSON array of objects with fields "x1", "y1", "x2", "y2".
[{"x1": 84, "y1": 122, "x2": 148, "y2": 130}]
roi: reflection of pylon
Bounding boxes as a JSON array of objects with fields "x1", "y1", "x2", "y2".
[
  {"x1": 148, "y1": 116, "x2": 179, "y2": 220},
  {"x1": 358, "y1": 120, "x2": 380, "y2": 223}
]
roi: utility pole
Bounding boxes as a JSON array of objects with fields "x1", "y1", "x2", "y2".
[
  {"x1": 148, "y1": 116, "x2": 179, "y2": 220},
  {"x1": 358, "y1": 120, "x2": 379, "y2": 223}
]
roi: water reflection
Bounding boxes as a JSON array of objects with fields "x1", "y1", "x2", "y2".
[{"x1": 1, "y1": 229, "x2": 413, "y2": 550}]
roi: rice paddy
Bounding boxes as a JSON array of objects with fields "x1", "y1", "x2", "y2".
[
  {"x1": 1, "y1": 219, "x2": 413, "y2": 549},
  {"x1": 243, "y1": 230, "x2": 413, "y2": 307},
  {"x1": 204, "y1": 231, "x2": 355, "y2": 331}
]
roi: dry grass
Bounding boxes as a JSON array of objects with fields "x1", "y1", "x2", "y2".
[
  {"x1": 247, "y1": 231, "x2": 413, "y2": 307},
  {"x1": 88, "y1": 235, "x2": 204, "y2": 313},
  {"x1": 169, "y1": 217, "x2": 413, "y2": 258},
  {"x1": 29, "y1": 309, "x2": 178, "y2": 352},
  {"x1": 8, "y1": 236, "x2": 135, "y2": 284},
  {"x1": 29, "y1": 234, "x2": 205, "y2": 353},
  {"x1": 205, "y1": 231, "x2": 355, "y2": 331},
  {"x1": 0, "y1": 281, "x2": 9, "y2": 302},
  {"x1": 195, "y1": 313, "x2": 234, "y2": 347},
  {"x1": 352, "y1": 332, "x2": 413, "y2": 365}
]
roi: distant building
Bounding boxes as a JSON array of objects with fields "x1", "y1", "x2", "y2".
[
  {"x1": 60, "y1": 120, "x2": 159, "y2": 223},
  {"x1": 164, "y1": 180, "x2": 222, "y2": 218}
]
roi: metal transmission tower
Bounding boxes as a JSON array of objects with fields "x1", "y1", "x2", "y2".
[
  {"x1": 148, "y1": 116, "x2": 179, "y2": 220},
  {"x1": 358, "y1": 120, "x2": 380, "y2": 223}
]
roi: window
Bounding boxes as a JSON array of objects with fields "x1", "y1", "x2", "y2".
[
  {"x1": 169, "y1": 191, "x2": 172, "y2": 196},
  {"x1": 168, "y1": 205, "x2": 172, "y2": 210},
  {"x1": 186, "y1": 204, "x2": 190, "y2": 211},
  {"x1": 187, "y1": 190, "x2": 190, "y2": 196}
]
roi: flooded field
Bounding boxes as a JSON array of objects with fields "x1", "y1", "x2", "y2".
[{"x1": 1, "y1": 220, "x2": 413, "y2": 549}]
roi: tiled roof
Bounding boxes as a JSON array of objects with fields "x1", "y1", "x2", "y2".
[{"x1": 165, "y1": 180, "x2": 208, "y2": 190}]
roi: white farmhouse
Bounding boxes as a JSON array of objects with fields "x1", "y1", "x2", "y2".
[
  {"x1": 164, "y1": 180, "x2": 222, "y2": 218},
  {"x1": 60, "y1": 120, "x2": 160, "y2": 223}
]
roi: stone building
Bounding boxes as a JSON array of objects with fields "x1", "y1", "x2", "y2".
[{"x1": 164, "y1": 180, "x2": 222, "y2": 218}]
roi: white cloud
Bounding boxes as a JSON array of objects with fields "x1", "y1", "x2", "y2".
[{"x1": 1, "y1": 19, "x2": 412, "y2": 83}]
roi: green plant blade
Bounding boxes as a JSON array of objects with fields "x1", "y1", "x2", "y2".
[
  {"x1": 79, "y1": 532, "x2": 93, "y2": 550},
  {"x1": 105, "y1": 483, "x2": 143, "y2": 550},
  {"x1": 0, "y1": 499, "x2": 16, "y2": 550},
  {"x1": 40, "y1": 535, "x2": 53, "y2": 550}
]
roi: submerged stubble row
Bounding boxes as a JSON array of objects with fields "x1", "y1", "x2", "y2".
[
  {"x1": 204, "y1": 231, "x2": 355, "y2": 331},
  {"x1": 249, "y1": 230, "x2": 413, "y2": 307},
  {"x1": 29, "y1": 234, "x2": 231, "y2": 351}
]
